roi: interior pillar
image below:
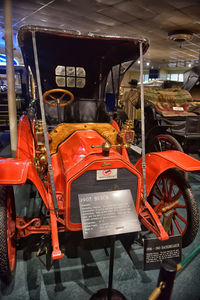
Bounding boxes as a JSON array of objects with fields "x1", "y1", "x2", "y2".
[{"x1": 4, "y1": 0, "x2": 18, "y2": 157}]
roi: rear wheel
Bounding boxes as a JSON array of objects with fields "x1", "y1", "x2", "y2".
[
  {"x1": 149, "y1": 134, "x2": 183, "y2": 152},
  {"x1": 148, "y1": 169, "x2": 199, "y2": 247},
  {"x1": 0, "y1": 186, "x2": 16, "y2": 281}
]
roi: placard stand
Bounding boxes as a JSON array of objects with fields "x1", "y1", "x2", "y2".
[
  {"x1": 108, "y1": 236, "x2": 116, "y2": 300},
  {"x1": 90, "y1": 235, "x2": 127, "y2": 300},
  {"x1": 79, "y1": 190, "x2": 141, "y2": 300}
]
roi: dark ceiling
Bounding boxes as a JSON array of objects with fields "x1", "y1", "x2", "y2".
[{"x1": 1, "y1": 0, "x2": 200, "y2": 70}]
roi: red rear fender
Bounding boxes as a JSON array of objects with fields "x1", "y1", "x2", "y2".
[{"x1": 135, "y1": 150, "x2": 200, "y2": 196}]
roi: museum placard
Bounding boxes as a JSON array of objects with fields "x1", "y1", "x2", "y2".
[
  {"x1": 78, "y1": 189, "x2": 141, "y2": 239},
  {"x1": 143, "y1": 235, "x2": 182, "y2": 270}
]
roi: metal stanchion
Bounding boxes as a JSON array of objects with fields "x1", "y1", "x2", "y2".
[{"x1": 149, "y1": 259, "x2": 177, "y2": 300}]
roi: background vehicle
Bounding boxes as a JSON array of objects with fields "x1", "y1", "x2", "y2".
[
  {"x1": 0, "y1": 66, "x2": 30, "y2": 131},
  {"x1": 143, "y1": 87, "x2": 200, "y2": 155},
  {"x1": 0, "y1": 25, "x2": 200, "y2": 284}
]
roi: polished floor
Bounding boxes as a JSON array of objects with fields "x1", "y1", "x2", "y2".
[{"x1": 0, "y1": 138, "x2": 200, "y2": 300}]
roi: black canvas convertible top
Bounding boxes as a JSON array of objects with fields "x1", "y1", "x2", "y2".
[{"x1": 18, "y1": 25, "x2": 149, "y2": 98}]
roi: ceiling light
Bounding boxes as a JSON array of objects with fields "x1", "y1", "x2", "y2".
[
  {"x1": 188, "y1": 63, "x2": 192, "y2": 67},
  {"x1": 138, "y1": 60, "x2": 140, "y2": 64},
  {"x1": 168, "y1": 30, "x2": 193, "y2": 43},
  {"x1": 146, "y1": 62, "x2": 150, "y2": 66}
]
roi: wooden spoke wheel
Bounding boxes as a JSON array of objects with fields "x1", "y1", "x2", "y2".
[
  {"x1": 150, "y1": 134, "x2": 183, "y2": 152},
  {"x1": 0, "y1": 186, "x2": 16, "y2": 281},
  {"x1": 43, "y1": 88, "x2": 74, "y2": 107},
  {"x1": 148, "y1": 169, "x2": 199, "y2": 247}
]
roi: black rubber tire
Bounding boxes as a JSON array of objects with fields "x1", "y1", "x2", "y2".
[
  {"x1": 148, "y1": 169, "x2": 199, "y2": 247},
  {"x1": 149, "y1": 134, "x2": 183, "y2": 152},
  {"x1": 0, "y1": 186, "x2": 16, "y2": 282}
]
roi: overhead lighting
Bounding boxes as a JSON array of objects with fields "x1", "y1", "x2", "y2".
[
  {"x1": 146, "y1": 62, "x2": 150, "y2": 66},
  {"x1": 138, "y1": 60, "x2": 140, "y2": 64},
  {"x1": 188, "y1": 63, "x2": 192, "y2": 68},
  {"x1": 168, "y1": 30, "x2": 193, "y2": 43}
]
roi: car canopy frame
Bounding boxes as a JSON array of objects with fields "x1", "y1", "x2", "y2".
[{"x1": 17, "y1": 25, "x2": 149, "y2": 99}]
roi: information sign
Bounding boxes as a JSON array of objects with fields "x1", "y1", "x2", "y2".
[
  {"x1": 143, "y1": 235, "x2": 182, "y2": 270},
  {"x1": 78, "y1": 189, "x2": 141, "y2": 239}
]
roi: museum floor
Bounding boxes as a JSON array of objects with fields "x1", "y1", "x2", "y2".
[{"x1": 0, "y1": 135, "x2": 200, "y2": 300}]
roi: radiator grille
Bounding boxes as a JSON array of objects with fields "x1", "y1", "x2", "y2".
[{"x1": 70, "y1": 168, "x2": 138, "y2": 224}]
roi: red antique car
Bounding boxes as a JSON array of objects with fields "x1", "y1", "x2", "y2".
[{"x1": 0, "y1": 25, "x2": 200, "y2": 282}]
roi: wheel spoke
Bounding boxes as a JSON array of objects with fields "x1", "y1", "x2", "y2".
[
  {"x1": 154, "y1": 144, "x2": 160, "y2": 152},
  {"x1": 161, "y1": 177, "x2": 168, "y2": 197},
  {"x1": 49, "y1": 94, "x2": 57, "y2": 101},
  {"x1": 168, "y1": 180, "x2": 174, "y2": 199},
  {"x1": 170, "y1": 224, "x2": 175, "y2": 236},
  {"x1": 157, "y1": 139, "x2": 163, "y2": 151},
  {"x1": 152, "y1": 189, "x2": 163, "y2": 201},
  {"x1": 174, "y1": 212, "x2": 187, "y2": 224},
  {"x1": 153, "y1": 201, "x2": 163, "y2": 213},
  {"x1": 172, "y1": 189, "x2": 182, "y2": 202},
  {"x1": 164, "y1": 140, "x2": 169, "y2": 150},
  {"x1": 155, "y1": 181, "x2": 164, "y2": 198},
  {"x1": 175, "y1": 205, "x2": 187, "y2": 209},
  {"x1": 173, "y1": 215, "x2": 184, "y2": 234},
  {"x1": 60, "y1": 92, "x2": 66, "y2": 101}
]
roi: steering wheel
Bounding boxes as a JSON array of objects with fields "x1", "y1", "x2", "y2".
[{"x1": 43, "y1": 89, "x2": 74, "y2": 107}]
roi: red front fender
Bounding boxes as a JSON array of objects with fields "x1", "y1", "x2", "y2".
[
  {"x1": 135, "y1": 150, "x2": 200, "y2": 196},
  {"x1": 0, "y1": 158, "x2": 48, "y2": 207}
]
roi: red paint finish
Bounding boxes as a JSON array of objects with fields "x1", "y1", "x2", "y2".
[
  {"x1": 2, "y1": 114, "x2": 200, "y2": 260},
  {"x1": 16, "y1": 115, "x2": 34, "y2": 161},
  {"x1": 135, "y1": 151, "x2": 200, "y2": 196},
  {"x1": 0, "y1": 159, "x2": 29, "y2": 184}
]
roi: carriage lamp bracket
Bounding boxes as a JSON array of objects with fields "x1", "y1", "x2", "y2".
[{"x1": 120, "y1": 120, "x2": 135, "y2": 145}]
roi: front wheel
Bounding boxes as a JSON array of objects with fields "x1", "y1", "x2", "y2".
[
  {"x1": 148, "y1": 169, "x2": 199, "y2": 247},
  {"x1": 0, "y1": 186, "x2": 16, "y2": 282}
]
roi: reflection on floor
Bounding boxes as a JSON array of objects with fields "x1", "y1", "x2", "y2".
[{"x1": 0, "y1": 137, "x2": 200, "y2": 300}]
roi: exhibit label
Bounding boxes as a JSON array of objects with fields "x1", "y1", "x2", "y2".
[
  {"x1": 143, "y1": 235, "x2": 182, "y2": 270},
  {"x1": 78, "y1": 189, "x2": 141, "y2": 239}
]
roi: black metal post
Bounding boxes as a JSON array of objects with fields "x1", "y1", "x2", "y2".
[
  {"x1": 107, "y1": 235, "x2": 116, "y2": 300},
  {"x1": 157, "y1": 259, "x2": 177, "y2": 300},
  {"x1": 90, "y1": 235, "x2": 126, "y2": 300}
]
